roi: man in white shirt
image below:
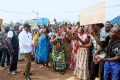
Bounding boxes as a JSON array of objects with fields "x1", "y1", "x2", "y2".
[
  {"x1": 18, "y1": 26, "x2": 24, "y2": 61},
  {"x1": 19, "y1": 23, "x2": 34, "y2": 80},
  {"x1": 100, "y1": 22, "x2": 111, "y2": 42}
]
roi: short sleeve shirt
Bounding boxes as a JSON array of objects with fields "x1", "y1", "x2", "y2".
[
  {"x1": 107, "y1": 40, "x2": 120, "y2": 58},
  {"x1": 7, "y1": 31, "x2": 13, "y2": 38}
]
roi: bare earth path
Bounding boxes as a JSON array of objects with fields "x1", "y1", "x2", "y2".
[{"x1": 0, "y1": 61, "x2": 79, "y2": 80}]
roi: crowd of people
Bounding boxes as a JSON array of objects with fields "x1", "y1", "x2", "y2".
[{"x1": 0, "y1": 21, "x2": 120, "y2": 80}]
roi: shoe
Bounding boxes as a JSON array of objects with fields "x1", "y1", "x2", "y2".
[
  {"x1": 15, "y1": 69, "x2": 21, "y2": 73},
  {"x1": 23, "y1": 72, "x2": 32, "y2": 76},
  {"x1": 8, "y1": 71, "x2": 11, "y2": 74},
  {"x1": 10, "y1": 71, "x2": 16, "y2": 75},
  {"x1": 25, "y1": 76, "x2": 31, "y2": 80}
]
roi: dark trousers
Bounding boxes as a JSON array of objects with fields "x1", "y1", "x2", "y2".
[
  {"x1": 90, "y1": 61, "x2": 99, "y2": 80},
  {"x1": 1, "y1": 48, "x2": 10, "y2": 67},
  {"x1": 99, "y1": 62, "x2": 104, "y2": 80},
  {"x1": 9, "y1": 49, "x2": 18, "y2": 72},
  {"x1": 0, "y1": 50, "x2": 2, "y2": 63},
  {"x1": 90, "y1": 58, "x2": 104, "y2": 80}
]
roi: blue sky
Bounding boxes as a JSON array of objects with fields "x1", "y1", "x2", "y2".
[{"x1": 0, "y1": 0, "x2": 120, "y2": 23}]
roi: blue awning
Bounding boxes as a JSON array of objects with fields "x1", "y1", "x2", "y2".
[
  {"x1": 111, "y1": 16, "x2": 120, "y2": 24},
  {"x1": 32, "y1": 18, "x2": 49, "y2": 25}
]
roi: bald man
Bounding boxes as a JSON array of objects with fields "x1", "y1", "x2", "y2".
[{"x1": 95, "y1": 26, "x2": 120, "y2": 80}]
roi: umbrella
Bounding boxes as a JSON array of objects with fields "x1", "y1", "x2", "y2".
[{"x1": 111, "y1": 16, "x2": 120, "y2": 24}]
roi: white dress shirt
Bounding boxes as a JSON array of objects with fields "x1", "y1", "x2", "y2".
[
  {"x1": 19, "y1": 29, "x2": 34, "y2": 53},
  {"x1": 7, "y1": 31, "x2": 18, "y2": 38}
]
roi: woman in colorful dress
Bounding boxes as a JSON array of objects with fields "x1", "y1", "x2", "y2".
[
  {"x1": 73, "y1": 27, "x2": 92, "y2": 80},
  {"x1": 70, "y1": 33, "x2": 79, "y2": 70},
  {"x1": 51, "y1": 31, "x2": 66, "y2": 72},
  {"x1": 35, "y1": 28, "x2": 51, "y2": 67},
  {"x1": 69, "y1": 26, "x2": 80, "y2": 70},
  {"x1": 33, "y1": 29, "x2": 41, "y2": 63},
  {"x1": 62, "y1": 27, "x2": 72, "y2": 68}
]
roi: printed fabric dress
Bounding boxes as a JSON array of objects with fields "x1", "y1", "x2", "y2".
[
  {"x1": 35, "y1": 34, "x2": 51, "y2": 63},
  {"x1": 62, "y1": 34, "x2": 72, "y2": 66},
  {"x1": 51, "y1": 38, "x2": 66, "y2": 71},
  {"x1": 33, "y1": 33, "x2": 40, "y2": 63},
  {"x1": 73, "y1": 34, "x2": 89, "y2": 80},
  {"x1": 70, "y1": 39, "x2": 78, "y2": 70}
]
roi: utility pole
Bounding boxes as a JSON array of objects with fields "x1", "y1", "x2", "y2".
[{"x1": 32, "y1": 11, "x2": 39, "y2": 27}]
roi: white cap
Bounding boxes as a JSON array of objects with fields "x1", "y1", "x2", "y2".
[{"x1": 32, "y1": 27, "x2": 39, "y2": 30}]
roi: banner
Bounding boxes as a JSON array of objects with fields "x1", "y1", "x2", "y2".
[{"x1": 79, "y1": 2, "x2": 106, "y2": 25}]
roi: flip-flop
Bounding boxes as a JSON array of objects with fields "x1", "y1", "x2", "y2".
[{"x1": 39, "y1": 65, "x2": 44, "y2": 69}]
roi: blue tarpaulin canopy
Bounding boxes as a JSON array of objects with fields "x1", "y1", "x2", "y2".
[
  {"x1": 111, "y1": 16, "x2": 120, "y2": 24},
  {"x1": 32, "y1": 18, "x2": 49, "y2": 25}
]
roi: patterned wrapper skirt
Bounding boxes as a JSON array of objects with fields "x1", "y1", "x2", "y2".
[
  {"x1": 73, "y1": 48, "x2": 89, "y2": 80},
  {"x1": 51, "y1": 48, "x2": 66, "y2": 71}
]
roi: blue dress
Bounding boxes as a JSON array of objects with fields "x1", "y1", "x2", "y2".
[{"x1": 35, "y1": 34, "x2": 51, "y2": 63}]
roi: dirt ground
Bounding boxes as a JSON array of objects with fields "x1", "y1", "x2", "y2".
[{"x1": 0, "y1": 61, "x2": 79, "y2": 80}]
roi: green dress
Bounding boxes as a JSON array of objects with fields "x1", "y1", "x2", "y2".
[{"x1": 51, "y1": 38, "x2": 66, "y2": 71}]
